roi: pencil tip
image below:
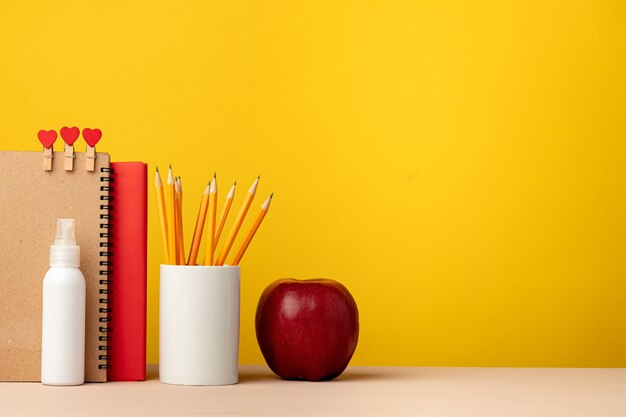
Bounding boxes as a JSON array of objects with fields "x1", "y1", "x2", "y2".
[
  {"x1": 213, "y1": 172, "x2": 216, "y2": 178},
  {"x1": 248, "y1": 176, "x2": 260, "y2": 194},
  {"x1": 261, "y1": 193, "x2": 273, "y2": 210},
  {"x1": 257, "y1": 175, "x2": 261, "y2": 179},
  {"x1": 156, "y1": 166, "x2": 159, "y2": 172},
  {"x1": 234, "y1": 181, "x2": 237, "y2": 186}
]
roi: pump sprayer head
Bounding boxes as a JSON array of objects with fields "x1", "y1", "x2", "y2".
[
  {"x1": 55, "y1": 219, "x2": 77, "y2": 246},
  {"x1": 50, "y1": 219, "x2": 80, "y2": 267}
]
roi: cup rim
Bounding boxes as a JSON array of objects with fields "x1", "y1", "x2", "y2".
[{"x1": 160, "y1": 264, "x2": 240, "y2": 270}]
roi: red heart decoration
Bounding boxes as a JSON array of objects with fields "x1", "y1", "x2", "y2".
[
  {"x1": 82, "y1": 128, "x2": 102, "y2": 147},
  {"x1": 37, "y1": 130, "x2": 57, "y2": 148},
  {"x1": 60, "y1": 126, "x2": 80, "y2": 146}
]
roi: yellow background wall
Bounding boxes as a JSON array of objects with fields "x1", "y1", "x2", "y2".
[{"x1": 1, "y1": 1, "x2": 625, "y2": 367}]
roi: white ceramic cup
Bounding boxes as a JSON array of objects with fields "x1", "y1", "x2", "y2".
[{"x1": 159, "y1": 265, "x2": 240, "y2": 385}]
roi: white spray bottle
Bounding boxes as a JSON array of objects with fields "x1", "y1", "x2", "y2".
[{"x1": 41, "y1": 219, "x2": 86, "y2": 386}]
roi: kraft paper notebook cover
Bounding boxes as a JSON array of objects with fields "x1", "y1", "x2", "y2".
[
  {"x1": 0, "y1": 151, "x2": 110, "y2": 382},
  {"x1": 108, "y1": 162, "x2": 147, "y2": 381}
]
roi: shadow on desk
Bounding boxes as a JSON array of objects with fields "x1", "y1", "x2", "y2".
[
  {"x1": 239, "y1": 367, "x2": 408, "y2": 383},
  {"x1": 147, "y1": 364, "x2": 408, "y2": 384}
]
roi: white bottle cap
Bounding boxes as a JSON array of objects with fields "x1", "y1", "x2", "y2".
[{"x1": 50, "y1": 219, "x2": 80, "y2": 267}]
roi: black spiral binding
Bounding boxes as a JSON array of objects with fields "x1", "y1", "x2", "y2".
[{"x1": 98, "y1": 166, "x2": 114, "y2": 370}]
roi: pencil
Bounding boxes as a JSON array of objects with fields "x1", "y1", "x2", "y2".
[
  {"x1": 214, "y1": 181, "x2": 236, "y2": 253},
  {"x1": 166, "y1": 166, "x2": 176, "y2": 265},
  {"x1": 173, "y1": 192, "x2": 179, "y2": 264},
  {"x1": 187, "y1": 181, "x2": 210, "y2": 265},
  {"x1": 206, "y1": 173, "x2": 217, "y2": 265},
  {"x1": 177, "y1": 176, "x2": 183, "y2": 204},
  {"x1": 216, "y1": 176, "x2": 260, "y2": 266},
  {"x1": 174, "y1": 178, "x2": 184, "y2": 265},
  {"x1": 231, "y1": 193, "x2": 273, "y2": 266},
  {"x1": 155, "y1": 167, "x2": 169, "y2": 264},
  {"x1": 177, "y1": 177, "x2": 185, "y2": 263}
]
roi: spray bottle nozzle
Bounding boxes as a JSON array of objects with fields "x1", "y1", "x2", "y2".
[
  {"x1": 55, "y1": 219, "x2": 77, "y2": 246},
  {"x1": 50, "y1": 219, "x2": 80, "y2": 267}
]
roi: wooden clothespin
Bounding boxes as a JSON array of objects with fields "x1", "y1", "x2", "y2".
[
  {"x1": 60, "y1": 126, "x2": 80, "y2": 171},
  {"x1": 37, "y1": 129, "x2": 57, "y2": 171},
  {"x1": 82, "y1": 128, "x2": 102, "y2": 172}
]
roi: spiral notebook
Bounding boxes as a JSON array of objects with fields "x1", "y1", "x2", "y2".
[{"x1": 0, "y1": 151, "x2": 111, "y2": 382}]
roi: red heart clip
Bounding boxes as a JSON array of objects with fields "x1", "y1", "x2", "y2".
[
  {"x1": 82, "y1": 128, "x2": 102, "y2": 147},
  {"x1": 37, "y1": 130, "x2": 57, "y2": 148},
  {"x1": 60, "y1": 126, "x2": 80, "y2": 146}
]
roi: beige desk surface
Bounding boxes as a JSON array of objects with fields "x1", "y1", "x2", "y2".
[{"x1": 1, "y1": 365, "x2": 625, "y2": 416}]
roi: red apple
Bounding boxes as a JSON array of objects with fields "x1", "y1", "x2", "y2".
[{"x1": 255, "y1": 278, "x2": 359, "y2": 381}]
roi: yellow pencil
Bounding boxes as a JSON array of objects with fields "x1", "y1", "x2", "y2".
[
  {"x1": 206, "y1": 173, "x2": 217, "y2": 265},
  {"x1": 177, "y1": 176, "x2": 183, "y2": 204},
  {"x1": 216, "y1": 176, "x2": 260, "y2": 266},
  {"x1": 166, "y1": 165, "x2": 176, "y2": 265},
  {"x1": 231, "y1": 193, "x2": 273, "y2": 266},
  {"x1": 187, "y1": 181, "x2": 210, "y2": 265},
  {"x1": 214, "y1": 181, "x2": 236, "y2": 254},
  {"x1": 173, "y1": 192, "x2": 179, "y2": 265},
  {"x1": 155, "y1": 167, "x2": 169, "y2": 264},
  {"x1": 177, "y1": 177, "x2": 185, "y2": 263},
  {"x1": 174, "y1": 178, "x2": 184, "y2": 265}
]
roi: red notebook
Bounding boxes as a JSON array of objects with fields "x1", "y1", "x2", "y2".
[{"x1": 108, "y1": 162, "x2": 147, "y2": 381}]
